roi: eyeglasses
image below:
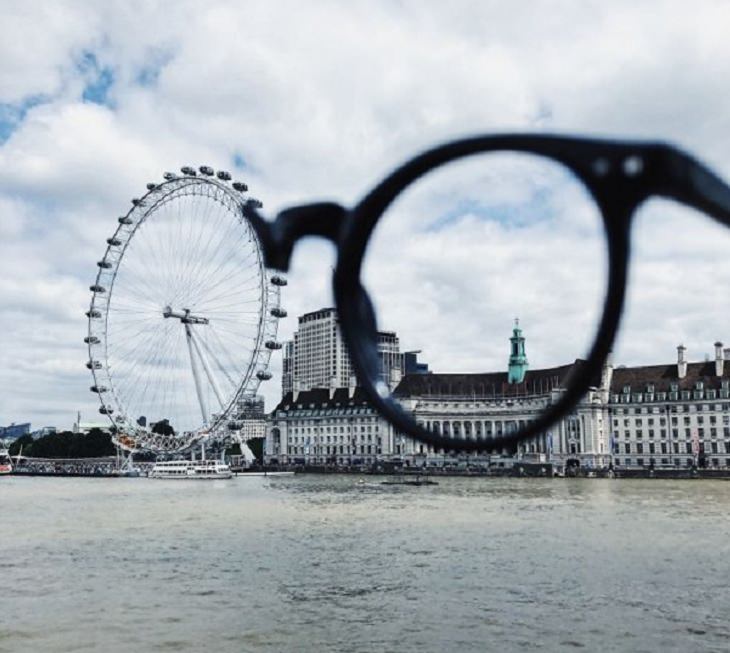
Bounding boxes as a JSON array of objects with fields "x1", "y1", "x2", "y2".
[{"x1": 243, "y1": 134, "x2": 730, "y2": 453}]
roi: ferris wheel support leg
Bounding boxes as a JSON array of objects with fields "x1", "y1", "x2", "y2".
[
  {"x1": 185, "y1": 323, "x2": 209, "y2": 426},
  {"x1": 189, "y1": 328, "x2": 226, "y2": 412}
]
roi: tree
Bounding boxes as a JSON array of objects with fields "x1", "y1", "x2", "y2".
[
  {"x1": 10, "y1": 430, "x2": 115, "y2": 459},
  {"x1": 9, "y1": 434, "x2": 34, "y2": 456},
  {"x1": 246, "y1": 437, "x2": 264, "y2": 463},
  {"x1": 151, "y1": 419, "x2": 175, "y2": 436}
]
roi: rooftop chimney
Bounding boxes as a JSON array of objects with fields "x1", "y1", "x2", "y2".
[
  {"x1": 600, "y1": 351, "x2": 614, "y2": 394},
  {"x1": 715, "y1": 341, "x2": 724, "y2": 377},
  {"x1": 677, "y1": 345, "x2": 687, "y2": 379}
]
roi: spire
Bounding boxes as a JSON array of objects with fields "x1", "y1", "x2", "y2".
[{"x1": 508, "y1": 319, "x2": 528, "y2": 384}]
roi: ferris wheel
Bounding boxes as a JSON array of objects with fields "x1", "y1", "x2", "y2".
[{"x1": 85, "y1": 166, "x2": 286, "y2": 454}]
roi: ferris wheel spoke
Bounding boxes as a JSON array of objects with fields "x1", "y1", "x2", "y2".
[
  {"x1": 175, "y1": 191, "x2": 222, "y2": 298},
  {"x1": 119, "y1": 322, "x2": 182, "y2": 426},
  {"x1": 192, "y1": 272, "x2": 261, "y2": 313},
  {"x1": 184, "y1": 245, "x2": 253, "y2": 309},
  {"x1": 206, "y1": 324, "x2": 250, "y2": 383},
  {"x1": 183, "y1": 217, "x2": 256, "y2": 300},
  {"x1": 113, "y1": 273, "x2": 163, "y2": 308},
  {"x1": 196, "y1": 282, "x2": 263, "y2": 314}
]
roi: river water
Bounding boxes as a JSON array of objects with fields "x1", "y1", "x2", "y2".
[{"x1": 1, "y1": 475, "x2": 729, "y2": 652}]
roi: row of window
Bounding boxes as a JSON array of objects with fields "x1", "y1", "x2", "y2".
[
  {"x1": 613, "y1": 388, "x2": 730, "y2": 403},
  {"x1": 618, "y1": 441, "x2": 730, "y2": 454},
  {"x1": 290, "y1": 434, "x2": 381, "y2": 444},
  {"x1": 615, "y1": 415, "x2": 730, "y2": 427},
  {"x1": 617, "y1": 457, "x2": 730, "y2": 467},
  {"x1": 616, "y1": 427, "x2": 730, "y2": 439},
  {"x1": 288, "y1": 445, "x2": 381, "y2": 455},
  {"x1": 615, "y1": 403, "x2": 730, "y2": 415}
]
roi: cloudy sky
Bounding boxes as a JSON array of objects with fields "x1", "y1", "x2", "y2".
[{"x1": 2, "y1": 0, "x2": 730, "y2": 431}]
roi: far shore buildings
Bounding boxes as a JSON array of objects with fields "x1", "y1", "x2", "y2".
[{"x1": 266, "y1": 313, "x2": 730, "y2": 470}]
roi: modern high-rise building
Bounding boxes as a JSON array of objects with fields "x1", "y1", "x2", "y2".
[{"x1": 282, "y1": 307, "x2": 409, "y2": 394}]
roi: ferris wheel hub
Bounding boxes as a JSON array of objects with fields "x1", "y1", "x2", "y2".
[{"x1": 162, "y1": 306, "x2": 209, "y2": 325}]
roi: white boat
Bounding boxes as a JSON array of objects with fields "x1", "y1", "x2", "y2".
[
  {"x1": 236, "y1": 470, "x2": 295, "y2": 477},
  {"x1": 0, "y1": 449, "x2": 12, "y2": 475},
  {"x1": 149, "y1": 459, "x2": 232, "y2": 479}
]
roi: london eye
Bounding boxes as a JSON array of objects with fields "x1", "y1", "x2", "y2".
[{"x1": 85, "y1": 166, "x2": 285, "y2": 454}]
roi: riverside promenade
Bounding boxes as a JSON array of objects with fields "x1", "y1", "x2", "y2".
[{"x1": 8, "y1": 457, "x2": 730, "y2": 479}]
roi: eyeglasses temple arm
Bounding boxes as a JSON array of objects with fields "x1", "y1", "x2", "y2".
[
  {"x1": 243, "y1": 202, "x2": 348, "y2": 271},
  {"x1": 661, "y1": 148, "x2": 730, "y2": 225}
]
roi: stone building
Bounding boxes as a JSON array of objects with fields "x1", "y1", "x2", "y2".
[
  {"x1": 608, "y1": 343, "x2": 730, "y2": 469},
  {"x1": 265, "y1": 386, "x2": 394, "y2": 465},
  {"x1": 266, "y1": 320, "x2": 730, "y2": 469}
]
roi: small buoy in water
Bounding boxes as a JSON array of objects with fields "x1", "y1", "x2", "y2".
[{"x1": 357, "y1": 479, "x2": 365, "y2": 485}]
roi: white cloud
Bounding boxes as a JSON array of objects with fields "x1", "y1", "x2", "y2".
[{"x1": 1, "y1": 0, "x2": 730, "y2": 430}]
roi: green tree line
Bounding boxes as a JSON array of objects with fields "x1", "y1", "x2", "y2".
[{"x1": 8, "y1": 429, "x2": 115, "y2": 458}]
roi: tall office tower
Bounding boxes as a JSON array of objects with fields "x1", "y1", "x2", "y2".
[
  {"x1": 282, "y1": 341, "x2": 294, "y2": 396},
  {"x1": 377, "y1": 331, "x2": 403, "y2": 388},
  {"x1": 282, "y1": 307, "x2": 404, "y2": 394}
]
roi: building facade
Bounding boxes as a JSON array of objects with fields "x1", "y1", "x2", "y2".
[
  {"x1": 0, "y1": 423, "x2": 31, "y2": 440},
  {"x1": 282, "y1": 307, "x2": 405, "y2": 395},
  {"x1": 608, "y1": 343, "x2": 730, "y2": 469},
  {"x1": 266, "y1": 387, "x2": 395, "y2": 465},
  {"x1": 266, "y1": 322, "x2": 730, "y2": 469}
]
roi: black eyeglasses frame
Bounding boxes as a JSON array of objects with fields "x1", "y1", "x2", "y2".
[{"x1": 244, "y1": 133, "x2": 730, "y2": 453}]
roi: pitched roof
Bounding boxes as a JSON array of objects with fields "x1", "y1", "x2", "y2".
[
  {"x1": 393, "y1": 359, "x2": 599, "y2": 398},
  {"x1": 610, "y1": 361, "x2": 730, "y2": 393},
  {"x1": 273, "y1": 386, "x2": 373, "y2": 412}
]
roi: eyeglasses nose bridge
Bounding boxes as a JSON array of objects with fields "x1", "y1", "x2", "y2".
[{"x1": 251, "y1": 202, "x2": 348, "y2": 271}]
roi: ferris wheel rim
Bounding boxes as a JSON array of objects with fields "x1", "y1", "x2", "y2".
[{"x1": 85, "y1": 170, "x2": 283, "y2": 454}]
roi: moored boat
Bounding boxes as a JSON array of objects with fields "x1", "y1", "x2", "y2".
[
  {"x1": 149, "y1": 459, "x2": 232, "y2": 479},
  {"x1": 0, "y1": 449, "x2": 12, "y2": 475}
]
